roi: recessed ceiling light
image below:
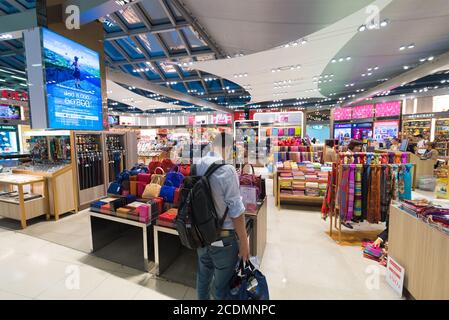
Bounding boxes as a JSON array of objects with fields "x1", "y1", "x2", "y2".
[
  {"x1": 399, "y1": 46, "x2": 406, "y2": 51},
  {"x1": 428, "y1": 56, "x2": 434, "y2": 61},
  {"x1": 346, "y1": 57, "x2": 351, "y2": 61},
  {"x1": 419, "y1": 58, "x2": 426, "y2": 62},
  {"x1": 403, "y1": 66, "x2": 410, "y2": 70},
  {"x1": 380, "y1": 19, "x2": 389, "y2": 27},
  {"x1": 331, "y1": 59, "x2": 336, "y2": 63},
  {"x1": 358, "y1": 25, "x2": 366, "y2": 32},
  {"x1": 338, "y1": 58, "x2": 344, "y2": 62},
  {"x1": 408, "y1": 43, "x2": 415, "y2": 49}
]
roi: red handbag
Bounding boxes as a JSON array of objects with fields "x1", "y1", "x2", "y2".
[
  {"x1": 239, "y1": 164, "x2": 262, "y2": 199},
  {"x1": 148, "y1": 161, "x2": 162, "y2": 174},
  {"x1": 173, "y1": 188, "x2": 181, "y2": 206},
  {"x1": 179, "y1": 164, "x2": 191, "y2": 176},
  {"x1": 153, "y1": 197, "x2": 164, "y2": 214},
  {"x1": 137, "y1": 173, "x2": 151, "y2": 184},
  {"x1": 161, "y1": 159, "x2": 175, "y2": 172},
  {"x1": 137, "y1": 181, "x2": 146, "y2": 198}
]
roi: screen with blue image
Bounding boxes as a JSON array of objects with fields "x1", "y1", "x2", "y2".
[
  {"x1": 306, "y1": 124, "x2": 330, "y2": 143},
  {"x1": 43, "y1": 28, "x2": 103, "y2": 130}
]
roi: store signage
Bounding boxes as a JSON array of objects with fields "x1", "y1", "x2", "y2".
[
  {"x1": 24, "y1": 27, "x2": 103, "y2": 131},
  {"x1": 1, "y1": 90, "x2": 28, "y2": 101},
  {"x1": 375, "y1": 100, "x2": 401, "y2": 117},
  {"x1": 333, "y1": 107, "x2": 352, "y2": 121},
  {"x1": 234, "y1": 111, "x2": 247, "y2": 121},
  {"x1": 403, "y1": 113, "x2": 435, "y2": 119},
  {"x1": 212, "y1": 113, "x2": 232, "y2": 125},
  {"x1": 253, "y1": 111, "x2": 303, "y2": 124},
  {"x1": 386, "y1": 256, "x2": 405, "y2": 297},
  {"x1": 352, "y1": 104, "x2": 374, "y2": 119}
]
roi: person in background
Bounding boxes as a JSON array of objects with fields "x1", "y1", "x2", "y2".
[
  {"x1": 389, "y1": 138, "x2": 400, "y2": 151},
  {"x1": 347, "y1": 140, "x2": 363, "y2": 153},
  {"x1": 415, "y1": 134, "x2": 428, "y2": 155},
  {"x1": 324, "y1": 139, "x2": 338, "y2": 163},
  {"x1": 421, "y1": 142, "x2": 439, "y2": 161}
]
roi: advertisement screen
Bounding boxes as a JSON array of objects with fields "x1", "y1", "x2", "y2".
[
  {"x1": 352, "y1": 104, "x2": 374, "y2": 119},
  {"x1": 0, "y1": 125, "x2": 19, "y2": 153},
  {"x1": 352, "y1": 123, "x2": 373, "y2": 140},
  {"x1": 333, "y1": 107, "x2": 352, "y2": 121},
  {"x1": 108, "y1": 115, "x2": 119, "y2": 125},
  {"x1": 334, "y1": 123, "x2": 352, "y2": 141},
  {"x1": 375, "y1": 101, "x2": 401, "y2": 117},
  {"x1": 0, "y1": 105, "x2": 21, "y2": 120},
  {"x1": 43, "y1": 28, "x2": 103, "y2": 131},
  {"x1": 373, "y1": 120, "x2": 399, "y2": 142},
  {"x1": 306, "y1": 124, "x2": 330, "y2": 143}
]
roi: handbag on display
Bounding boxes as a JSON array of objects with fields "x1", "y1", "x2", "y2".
[
  {"x1": 137, "y1": 181, "x2": 147, "y2": 197},
  {"x1": 148, "y1": 161, "x2": 162, "y2": 174},
  {"x1": 151, "y1": 167, "x2": 166, "y2": 186},
  {"x1": 130, "y1": 180, "x2": 137, "y2": 196},
  {"x1": 137, "y1": 173, "x2": 151, "y2": 185},
  {"x1": 173, "y1": 188, "x2": 181, "y2": 206},
  {"x1": 161, "y1": 158, "x2": 175, "y2": 172},
  {"x1": 142, "y1": 182, "x2": 161, "y2": 198},
  {"x1": 239, "y1": 164, "x2": 262, "y2": 199},
  {"x1": 165, "y1": 166, "x2": 185, "y2": 188},
  {"x1": 160, "y1": 185, "x2": 176, "y2": 203},
  {"x1": 107, "y1": 181, "x2": 122, "y2": 195},
  {"x1": 179, "y1": 164, "x2": 191, "y2": 177}
]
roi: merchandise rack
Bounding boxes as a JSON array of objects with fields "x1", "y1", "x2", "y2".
[{"x1": 274, "y1": 169, "x2": 325, "y2": 209}]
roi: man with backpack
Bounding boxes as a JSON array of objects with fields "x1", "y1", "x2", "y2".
[{"x1": 193, "y1": 132, "x2": 249, "y2": 300}]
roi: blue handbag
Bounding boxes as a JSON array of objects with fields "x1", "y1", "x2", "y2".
[
  {"x1": 164, "y1": 166, "x2": 184, "y2": 188},
  {"x1": 159, "y1": 185, "x2": 176, "y2": 203},
  {"x1": 107, "y1": 181, "x2": 122, "y2": 195},
  {"x1": 227, "y1": 259, "x2": 269, "y2": 300}
]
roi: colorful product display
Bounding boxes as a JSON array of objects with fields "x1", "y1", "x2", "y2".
[
  {"x1": 434, "y1": 119, "x2": 449, "y2": 156},
  {"x1": 277, "y1": 162, "x2": 330, "y2": 197}
]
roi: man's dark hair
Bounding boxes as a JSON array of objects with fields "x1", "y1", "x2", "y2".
[
  {"x1": 348, "y1": 140, "x2": 363, "y2": 151},
  {"x1": 325, "y1": 139, "x2": 335, "y2": 148}
]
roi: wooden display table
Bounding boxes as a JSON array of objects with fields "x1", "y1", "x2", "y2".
[
  {"x1": 275, "y1": 170, "x2": 324, "y2": 208},
  {"x1": 13, "y1": 165, "x2": 77, "y2": 219},
  {"x1": 0, "y1": 174, "x2": 49, "y2": 228},
  {"x1": 389, "y1": 205, "x2": 449, "y2": 299}
]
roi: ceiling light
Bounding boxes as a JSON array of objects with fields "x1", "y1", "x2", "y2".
[
  {"x1": 403, "y1": 66, "x2": 410, "y2": 70},
  {"x1": 358, "y1": 25, "x2": 366, "y2": 32},
  {"x1": 399, "y1": 46, "x2": 406, "y2": 51},
  {"x1": 428, "y1": 56, "x2": 434, "y2": 61},
  {"x1": 338, "y1": 58, "x2": 344, "y2": 62},
  {"x1": 331, "y1": 59, "x2": 336, "y2": 63},
  {"x1": 346, "y1": 57, "x2": 351, "y2": 61},
  {"x1": 301, "y1": 39, "x2": 307, "y2": 44},
  {"x1": 408, "y1": 44, "x2": 415, "y2": 49},
  {"x1": 419, "y1": 58, "x2": 426, "y2": 62},
  {"x1": 380, "y1": 19, "x2": 389, "y2": 27}
]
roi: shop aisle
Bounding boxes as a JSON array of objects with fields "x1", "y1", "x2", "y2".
[{"x1": 0, "y1": 178, "x2": 400, "y2": 300}]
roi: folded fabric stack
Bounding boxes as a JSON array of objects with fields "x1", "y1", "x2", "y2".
[
  {"x1": 363, "y1": 243, "x2": 383, "y2": 262},
  {"x1": 305, "y1": 182, "x2": 320, "y2": 197}
]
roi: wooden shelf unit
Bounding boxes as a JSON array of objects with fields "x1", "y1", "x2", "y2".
[{"x1": 274, "y1": 171, "x2": 324, "y2": 208}]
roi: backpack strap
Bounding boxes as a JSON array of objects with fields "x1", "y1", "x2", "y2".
[{"x1": 204, "y1": 162, "x2": 230, "y2": 229}]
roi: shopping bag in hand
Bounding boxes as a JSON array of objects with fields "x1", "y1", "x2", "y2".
[{"x1": 226, "y1": 259, "x2": 269, "y2": 300}]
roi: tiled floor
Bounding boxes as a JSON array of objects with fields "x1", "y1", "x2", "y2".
[{"x1": 0, "y1": 178, "x2": 401, "y2": 300}]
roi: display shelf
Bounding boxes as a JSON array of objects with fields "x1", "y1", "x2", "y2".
[
  {"x1": 13, "y1": 164, "x2": 76, "y2": 219},
  {"x1": 0, "y1": 173, "x2": 48, "y2": 228}
]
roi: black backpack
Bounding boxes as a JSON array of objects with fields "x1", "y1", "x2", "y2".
[{"x1": 175, "y1": 163, "x2": 228, "y2": 249}]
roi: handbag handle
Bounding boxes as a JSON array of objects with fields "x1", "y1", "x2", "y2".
[
  {"x1": 240, "y1": 163, "x2": 255, "y2": 175},
  {"x1": 154, "y1": 167, "x2": 165, "y2": 175}
]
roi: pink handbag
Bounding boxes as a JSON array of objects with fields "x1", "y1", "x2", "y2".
[{"x1": 239, "y1": 164, "x2": 262, "y2": 199}]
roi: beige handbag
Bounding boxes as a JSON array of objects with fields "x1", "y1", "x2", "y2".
[
  {"x1": 150, "y1": 167, "x2": 166, "y2": 186},
  {"x1": 142, "y1": 183, "x2": 161, "y2": 198}
]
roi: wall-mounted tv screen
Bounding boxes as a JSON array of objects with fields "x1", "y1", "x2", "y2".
[
  {"x1": 42, "y1": 28, "x2": 103, "y2": 131},
  {"x1": 334, "y1": 123, "x2": 352, "y2": 141},
  {"x1": 0, "y1": 105, "x2": 21, "y2": 120},
  {"x1": 352, "y1": 122, "x2": 373, "y2": 140},
  {"x1": 108, "y1": 115, "x2": 119, "y2": 125}
]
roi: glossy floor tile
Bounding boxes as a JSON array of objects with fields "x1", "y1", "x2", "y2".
[{"x1": 0, "y1": 178, "x2": 401, "y2": 299}]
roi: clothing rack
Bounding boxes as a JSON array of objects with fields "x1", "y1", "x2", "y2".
[{"x1": 321, "y1": 163, "x2": 416, "y2": 243}]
